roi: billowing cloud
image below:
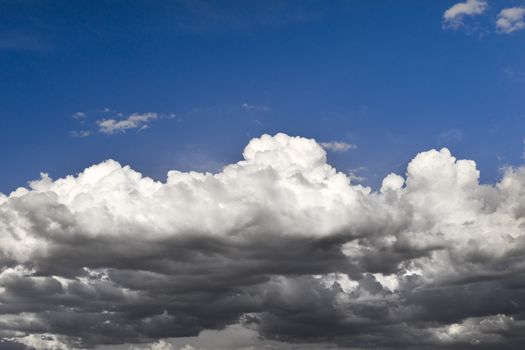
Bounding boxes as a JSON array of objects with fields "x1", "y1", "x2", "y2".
[
  {"x1": 319, "y1": 141, "x2": 356, "y2": 153},
  {"x1": 2, "y1": 133, "x2": 525, "y2": 349},
  {"x1": 496, "y1": 7, "x2": 525, "y2": 34},
  {"x1": 97, "y1": 113, "x2": 159, "y2": 134},
  {"x1": 443, "y1": 0, "x2": 488, "y2": 29}
]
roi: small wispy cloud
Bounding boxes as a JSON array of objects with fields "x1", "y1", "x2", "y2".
[
  {"x1": 348, "y1": 166, "x2": 367, "y2": 183},
  {"x1": 175, "y1": 146, "x2": 225, "y2": 173},
  {"x1": 70, "y1": 130, "x2": 90, "y2": 138},
  {"x1": 71, "y1": 112, "x2": 87, "y2": 120},
  {"x1": 319, "y1": 141, "x2": 357, "y2": 153},
  {"x1": 100, "y1": 107, "x2": 114, "y2": 113},
  {"x1": 241, "y1": 103, "x2": 270, "y2": 112},
  {"x1": 438, "y1": 128, "x2": 464, "y2": 145},
  {"x1": 443, "y1": 0, "x2": 487, "y2": 30},
  {"x1": 502, "y1": 67, "x2": 525, "y2": 82},
  {"x1": 69, "y1": 109, "x2": 175, "y2": 137},
  {"x1": 496, "y1": 7, "x2": 525, "y2": 34},
  {"x1": 97, "y1": 112, "x2": 159, "y2": 135}
]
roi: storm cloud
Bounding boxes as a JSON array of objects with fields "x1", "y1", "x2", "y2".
[{"x1": 2, "y1": 133, "x2": 525, "y2": 349}]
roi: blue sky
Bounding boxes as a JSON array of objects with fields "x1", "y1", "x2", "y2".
[{"x1": 2, "y1": 0, "x2": 525, "y2": 193}]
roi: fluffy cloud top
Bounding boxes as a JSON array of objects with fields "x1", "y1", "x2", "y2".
[
  {"x1": 2, "y1": 133, "x2": 525, "y2": 349},
  {"x1": 443, "y1": 0, "x2": 488, "y2": 29},
  {"x1": 496, "y1": 7, "x2": 525, "y2": 34}
]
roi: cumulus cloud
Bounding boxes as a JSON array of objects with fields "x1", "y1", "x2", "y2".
[
  {"x1": 319, "y1": 141, "x2": 357, "y2": 153},
  {"x1": 496, "y1": 7, "x2": 525, "y2": 34},
  {"x1": 97, "y1": 113, "x2": 159, "y2": 134},
  {"x1": 2, "y1": 133, "x2": 525, "y2": 349},
  {"x1": 443, "y1": 0, "x2": 488, "y2": 29}
]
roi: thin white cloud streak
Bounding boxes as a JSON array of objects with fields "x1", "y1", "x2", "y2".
[
  {"x1": 71, "y1": 112, "x2": 87, "y2": 120},
  {"x1": 438, "y1": 128, "x2": 463, "y2": 144},
  {"x1": 319, "y1": 141, "x2": 357, "y2": 153},
  {"x1": 496, "y1": 7, "x2": 525, "y2": 34},
  {"x1": 443, "y1": 0, "x2": 487, "y2": 29},
  {"x1": 241, "y1": 103, "x2": 270, "y2": 112},
  {"x1": 70, "y1": 130, "x2": 90, "y2": 138},
  {"x1": 347, "y1": 167, "x2": 367, "y2": 183}
]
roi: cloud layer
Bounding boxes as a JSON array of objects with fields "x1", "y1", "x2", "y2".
[{"x1": 2, "y1": 133, "x2": 525, "y2": 349}]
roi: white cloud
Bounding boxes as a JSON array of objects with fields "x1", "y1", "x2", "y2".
[
  {"x1": 71, "y1": 112, "x2": 86, "y2": 120},
  {"x1": 8, "y1": 333, "x2": 77, "y2": 350},
  {"x1": 3, "y1": 133, "x2": 525, "y2": 348},
  {"x1": 496, "y1": 7, "x2": 525, "y2": 34},
  {"x1": 319, "y1": 141, "x2": 357, "y2": 153},
  {"x1": 97, "y1": 112, "x2": 158, "y2": 134},
  {"x1": 443, "y1": 0, "x2": 488, "y2": 29},
  {"x1": 431, "y1": 314, "x2": 525, "y2": 346}
]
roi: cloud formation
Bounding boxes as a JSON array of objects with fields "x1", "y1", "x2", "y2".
[
  {"x1": 443, "y1": 0, "x2": 487, "y2": 29},
  {"x1": 496, "y1": 7, "x2": 525, "y2": 34},
  {"x1": 97, "y1": 113, "x2": 159, "y2": 134},
  {"x1": 71, "y1": 112, "x2": 87, "y2": 120},
  {"x1": 319, "y1": 141, "x2": 357, "y2": 153},
  {"x1": 2, "y1": 133, "x2": 525, "y2": 349},
  {"x1": 69, "y1": 110, "x2": 175, "y2": 137}
]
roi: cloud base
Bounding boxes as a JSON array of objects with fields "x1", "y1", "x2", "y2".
[{"x1": 2, "y1": 133, "x2": 525, "y2": 349}]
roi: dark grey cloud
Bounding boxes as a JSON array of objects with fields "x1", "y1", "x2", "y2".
[{"x1": 2, "y1": 134, "x2": 525, "y2": 349}]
